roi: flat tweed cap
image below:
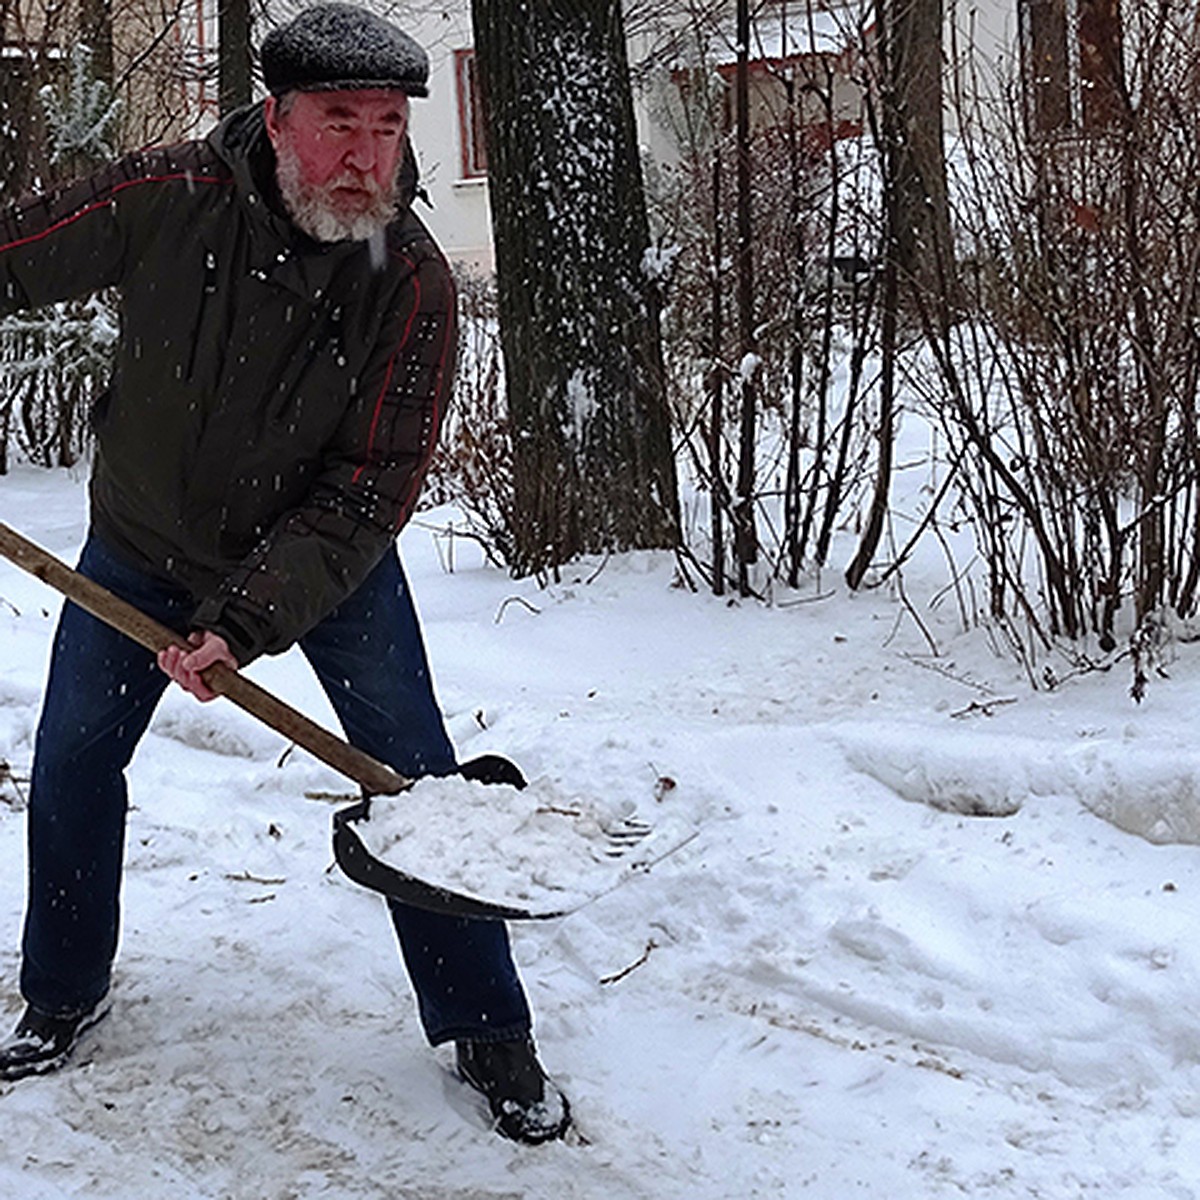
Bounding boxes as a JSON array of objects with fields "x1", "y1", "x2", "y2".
[{"x1": 261, "y1": 4, "x2": 430, "y2": 98}]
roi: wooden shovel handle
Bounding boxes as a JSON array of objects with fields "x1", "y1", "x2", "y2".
[{"x1": 0, "y1": 522, "x2": 408, "y2": 797}]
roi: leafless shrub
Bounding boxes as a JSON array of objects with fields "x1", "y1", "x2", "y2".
[
  {"x1": 641, "y1": 1, "x2": 883, "y2": 594},
  {"x1": 423, "y1": 269, "x2": 518, "y2": 569},
  {"x1": 905, "y1": 1, "x2": 1200, "y2": 671}
]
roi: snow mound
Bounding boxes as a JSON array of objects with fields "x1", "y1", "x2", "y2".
[
  {"x1": 150, "y1": 702, "x2": 282, "y2": 760},
  {"x1": 836, "y1": 722, "x2": 1032, "y2": 817},
  {"x1": 840, "y1": 721, "x2": 1200, "y2": 847},
  {"x1": 1064, "y1": 743, "x2": 1200, "y2": 846}
]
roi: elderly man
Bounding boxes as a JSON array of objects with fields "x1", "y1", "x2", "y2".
[{"x1": 0, "y1": 4, "x2": 569, "y2": 1144}]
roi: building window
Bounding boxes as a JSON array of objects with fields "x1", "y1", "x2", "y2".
[
  {"x1": 1021, "y1": 0, "x2": 1070, "y2": 134},
  {"x1": 455, "y1": 48, "x2": 487, "y2": 179},
  {"x1": 1019, "y1": 0, "x2": 1125, "y2": 137},
  {"x1": 1076, "y1": 0, "x2": 1125, "y2": 129}
]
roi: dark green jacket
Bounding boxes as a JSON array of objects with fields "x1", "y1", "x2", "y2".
[{"x1": 0, "y1": 103, "x2": 456, "y2": 663}]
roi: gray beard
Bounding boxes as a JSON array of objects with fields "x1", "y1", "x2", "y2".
[{"x1": 274, "y1": 139, "x2": 398, "y2": 244}]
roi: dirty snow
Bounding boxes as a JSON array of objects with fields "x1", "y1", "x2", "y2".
[{"x1": 1, "y1": 464, "x2": 1200, "y2": 1199}]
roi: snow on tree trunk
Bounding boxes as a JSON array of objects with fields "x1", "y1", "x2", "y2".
[{"x1": 470, "y1": 0, "x2": 680, "y2": 578}]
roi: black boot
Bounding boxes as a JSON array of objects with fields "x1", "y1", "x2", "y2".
[
  {"x1": 0, "y1": 1001, "x2": 110, "y2": 1081},
  {"x1": 456, "y1": 1037, "x2": 571, "y2": 1144}
]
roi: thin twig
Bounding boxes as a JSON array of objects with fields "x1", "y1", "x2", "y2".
[
  {"x1": 949, "y1": 697, "x2": 1018, "y2": 719},
  {"x1": 599, "y1": 939, "x2": 659, "y2": 986},
  {"x1": 874, "y1": 445, "x2": 968, "y2": 587},
  {"x1": 0, "y1": 760, "x2": 27, "y2": 809},
  {"x1": 410, "y1": 517, "x2": 499, "y2": 556},
  {"x1": 224, "y1": 871, "x2": 287, "y2": 886},
  {"x1": 898, "y1": 652, "x2": 998, "y2": 697},
  {"x1": 672, "y1": 544, "x2": 703, "y2": 593},
  {"x1": 584, "y1": 552, "x2": 613, "y2": 586},
  {"x1": 494, "y1": 595, "x2": 541, "y2": 623},
  {"x1": 774, "y1": 588, "x2": 837, "y2": 608}
]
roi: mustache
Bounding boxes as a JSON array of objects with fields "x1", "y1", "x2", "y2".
[{"x1": 323, "y1": 170, "x2": 385, "y2": 198}]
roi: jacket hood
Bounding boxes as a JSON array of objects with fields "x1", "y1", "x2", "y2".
[{"x1": 205, "y1": 100, "x2": 421, "y2": 238}]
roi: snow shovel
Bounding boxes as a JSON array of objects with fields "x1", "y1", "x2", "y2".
[{"x1": 0, "y1": 522, "x2": 615, "y2": 922}]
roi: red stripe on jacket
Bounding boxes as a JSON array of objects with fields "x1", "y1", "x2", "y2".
[
  {"x1": 0, "y1": 172, "x2": 229, "y2": 258},
  {"x1": 351, "y1": 255, "x2": 454, "y2": 530},
  {"x1": 392, "y1": 294, "x2": 453, "y2": 531}
]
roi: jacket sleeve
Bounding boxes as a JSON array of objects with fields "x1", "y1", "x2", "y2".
[
  {"x1": 0, "y1": 161, "x2": 133, "y2": 313},
  {"x1": 191, "y1": 245, "x2": 458, "y2": 663}
]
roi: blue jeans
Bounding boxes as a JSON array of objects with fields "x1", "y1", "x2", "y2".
[{"x1": 20, "y1": 533, "x2": 532, "y2": 1045}]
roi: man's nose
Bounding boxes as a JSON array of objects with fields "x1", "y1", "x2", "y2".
[{"x1": 343, "y1": 130, "x2": 377, "y2": 172}]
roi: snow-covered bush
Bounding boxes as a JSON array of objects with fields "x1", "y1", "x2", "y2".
[
  {"x1": 0, "y1": 46, "x2": 120, "y2": 474},
  {"x1": 39, "y1": 44, "x2": 121, "y2": 172},
  {"x1": 0, "y1": 296, "x2": 118, "y2": 473}
]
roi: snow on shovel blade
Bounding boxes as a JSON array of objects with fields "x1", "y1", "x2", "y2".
[
  {"x1": 332, "y1": 771, "x2": 704, "y2": 923},
  {"x1": 332, "y1": 798, "x2": 568, "y2": 921},
  {"x1": 334, "y1": 754, "x2": 581, "y2": 920}
]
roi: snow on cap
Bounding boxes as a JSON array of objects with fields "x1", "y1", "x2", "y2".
[{"x1": 261, "y1": 4, "x2": 430, "y2": 98}]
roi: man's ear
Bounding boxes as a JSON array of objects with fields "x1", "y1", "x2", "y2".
[{"x1": 264, "y1": 95, "x2": 281, "y2": 146}]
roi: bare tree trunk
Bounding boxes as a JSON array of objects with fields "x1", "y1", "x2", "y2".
[
  {"x1": 79, "y1": 0, "x2": 113, "y2": 85},
  {"x1": 471, "y1": 0, "x2": 680, "y2": 578},
  {"x1": 1021, "y1": 0, "x2": 1071, "y2": 134},
  {"x1": 846, "y1": 0, "x2": 908, "y2": 589},
  {"x1": 845, "y1": 223, "x2": 897, "y2": 590},
  {"x1": 886, "y1": 0, "x2": 954, "y2": 312},
  {"x1": 782, "y1": 35, "x2": 806, "y2": 588},
  {"x1": 708, "y1": 147, "x2": 727, "y2": 596},
  {"x1": 794, "y1": 59, "x2": 841, "y2": 578},
  {"x1": 220, "y1": 0, "x2": 252, "y2": 117},
  {"x1": 733, "y1": 0, "x2": 758, "y2": 595}
]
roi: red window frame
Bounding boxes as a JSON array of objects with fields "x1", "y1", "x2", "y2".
[{"x1": 455, "y1": 48, "x2": 488, "y2": 179}]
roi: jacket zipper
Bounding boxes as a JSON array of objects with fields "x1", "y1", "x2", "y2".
[{"x1": 186, "y1": 249, "x2": 219, "y2": 381}]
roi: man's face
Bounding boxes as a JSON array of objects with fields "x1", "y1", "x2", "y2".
[{"x1": 265, "y1": 88, "x2": 410, "y2": 243}]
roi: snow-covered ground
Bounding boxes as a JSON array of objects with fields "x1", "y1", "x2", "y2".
[{"x1": 2, "y1": 464, "x2": 1200, "y2": 1199}]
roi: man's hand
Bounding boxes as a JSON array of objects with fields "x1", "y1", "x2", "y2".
[{"x1": 157, "y1": 631, "x2": 238, "y2": 703}]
